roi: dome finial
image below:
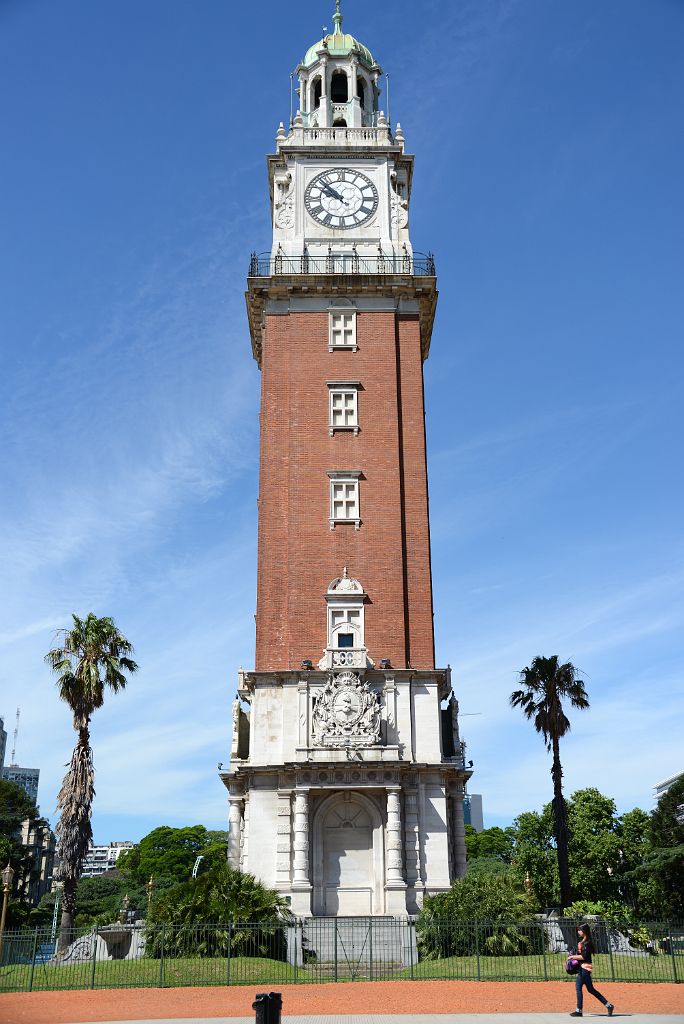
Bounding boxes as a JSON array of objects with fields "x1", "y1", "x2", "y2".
[{"x1": 332, "y1": 0, "x2": 343, "y2": 35}]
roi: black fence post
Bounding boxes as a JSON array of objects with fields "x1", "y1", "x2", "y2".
[
  {"x1": 606, "y1": 920, "x2": 615, "y2": 982},
  {"x1": 668, "y1": 921, "x2": 678, "y2": 983},
  {"x1": 541, "y1": 921, "x2": 548, "y2": 981},
  {"x1": 27, "y1": 927, "x2": 39, "y2": 992},
  {"x1": 334, "y1": 920, "x2": 338, "y2": 983},
  {"x1": 475, "y1": 921, "x2": 481, "y2": 981},
  {"x1": 89, "y1": 927, "x2": 98, "y2": 990},
  {"x1": 159, "y1": 924, "x2": 165, "y2": 988}
]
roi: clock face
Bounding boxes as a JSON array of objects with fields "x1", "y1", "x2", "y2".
[{"x1": 305, "y1": 168, "x2": 378, "y2": 229}]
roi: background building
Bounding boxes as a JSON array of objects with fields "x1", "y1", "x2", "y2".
[
  {"x1": 17, "y1": 817, "x2": 56, "y2": 905},
  {"x1": 464, "y1": 793, "x2": 484, "y2": 832},
  {"x1": 80, "y1": 841, "x2": 134, "y2": 878},
  {"x1": 222, "y1": 2, "x2": 470, "y2": 917},
  {"x1": 1, "y1": 764, "x2": 40, "y2": 804},
  {"x1": 653, "y1": 770, "x2": 683, "y2": 801},
  {"x1": 0, "y1": 716, "x2": 7, "y2": 769}
]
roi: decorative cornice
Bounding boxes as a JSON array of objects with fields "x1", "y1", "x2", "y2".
[{"x1": 246, "y1": 272, "x2": 437, "y2": 367}]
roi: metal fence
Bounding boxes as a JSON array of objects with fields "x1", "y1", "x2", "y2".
[
  {"x1": 0, "y1": 917, "x2": 681, "y2": 993},
  {"x1": 248, "y1": 251, "x2": 436, "y2": 278}
]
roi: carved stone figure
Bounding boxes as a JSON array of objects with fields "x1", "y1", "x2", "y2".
[
  {"x1": 274, "y1": 171, "x2": 295, "y2": 229},
  {"x1": 312, "y1": 671, "x2": 381, "y2": 747}
]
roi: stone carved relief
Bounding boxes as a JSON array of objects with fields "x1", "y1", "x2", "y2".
[
  {"x1": 311, "y1": 671, "x2": 381, "y2": 747},
  {"x1": 274, "y1": 171, "x2": 294, "y2": 229},
  {"x1": 327, "y1": 566, "x2": 364, "y2": 594},
  {"x1": 390, "y1": 169, "x2": 409, "y2": 231}
]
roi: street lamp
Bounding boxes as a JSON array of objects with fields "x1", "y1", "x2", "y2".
[
  {"x1": 119, "y1": 893, "x2": 130, "y2": 925},
  {"x1": 0, "y1": 862, "x2": 16, "y2": 962}
]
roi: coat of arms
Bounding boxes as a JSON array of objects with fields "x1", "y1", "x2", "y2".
[{"x1": 312, "y1": 671, "x2": 381, "y2": 747}]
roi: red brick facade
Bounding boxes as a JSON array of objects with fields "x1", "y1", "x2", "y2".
[{"x1": 254, "y1": 306, "x2": 435, "y2": 672}]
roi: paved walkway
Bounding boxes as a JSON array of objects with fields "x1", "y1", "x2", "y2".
[
  {"x1": 68, "y1": 1017, "x2": 684, "y2": 1024},
  {"x1": 1, "y1": 982, "x2": 682, "y2": 1024}
]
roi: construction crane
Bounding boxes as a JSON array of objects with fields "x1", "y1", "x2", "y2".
[{"x1": 10, "y1": 707, "x2": 20, "y2": 766}]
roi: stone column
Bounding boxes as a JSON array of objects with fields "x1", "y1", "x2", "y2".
[
  {"x1": 228, "y1": 795, "x2": 243, "y2": 870},
  {"x1": 451, "y1": 785, "x2": 467, "y2": 879},
  {"x1": 403, "y1": 785, "x2": 420, "y2": 911},
  {"x1": 290, "y1": 789, "x2": 312, "y2": 916},
  {"x1": 275, "y1": 791, "x2": 293, "y2": 891},
  {"x1": 320, "y1": 59, "x2": 329, "y2": 128},
  {"x1": 385, "y1": 788, "x2": 407, "y2": 913}
]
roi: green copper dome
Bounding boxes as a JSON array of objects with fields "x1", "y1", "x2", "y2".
[{"x1": 301, "y1": 2, "x2": 375, "y2": 69}]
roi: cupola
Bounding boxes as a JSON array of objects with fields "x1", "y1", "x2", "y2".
[{"x1": 296, "y1": 2, "x2": 383, "y2": 129}]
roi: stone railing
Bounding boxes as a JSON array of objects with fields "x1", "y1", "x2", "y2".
[
  {"x1": 282, "y1": 126, "x2": 392, "y2": 148},
  {"x1": 320, "y1": 648, "x2": 368, "y2": 670}
]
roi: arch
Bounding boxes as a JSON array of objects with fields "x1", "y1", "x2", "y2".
[
  {"x1": 311, "y1": 75, "x2": 322, "y2": 110},
  {"x1": 330, "y1": 69, "x2": 349, "y2": 103},
  {"x1": 312, "y1": 790, "x2": 385, "y2": 915},
  {"x1": 332, "y1": 118, "x2": 347, "y2": 128},
  {"x1": 356, "y1": 77, "x2": 366, "y2": 110}
]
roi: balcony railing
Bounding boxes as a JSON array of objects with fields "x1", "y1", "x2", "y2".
[
  {"x1": 249, "y1": 251, "x2": 436, "y2": 278},
  {"x1": 319, "y1": 648, "x2": 369, "y2": 670}
]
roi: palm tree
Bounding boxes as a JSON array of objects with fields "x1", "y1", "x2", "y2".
[
  {"x1": 510, "y1": 655, "x2": 589, "y2": 910},
  {"x1": 45, "y1": 613, "x2": 137, "y2": 950}
]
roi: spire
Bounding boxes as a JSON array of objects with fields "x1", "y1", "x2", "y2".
[{"x1": 332, "y1": 0, "x2": 343, "y2": 35}]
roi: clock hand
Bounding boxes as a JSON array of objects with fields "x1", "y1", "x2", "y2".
[{"x1": 321, "y1": 180, "x2": 346, "y2": 203}]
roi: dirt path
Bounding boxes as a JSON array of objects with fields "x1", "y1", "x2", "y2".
[{"x1": 1, "y1": 980, "x2": 682, "y2": 1023}]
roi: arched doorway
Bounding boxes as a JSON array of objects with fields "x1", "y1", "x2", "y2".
[{"x1": 312, "y1": 791, "x2": 384, "y2": 915}]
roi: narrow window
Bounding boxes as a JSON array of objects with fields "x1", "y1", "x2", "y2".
[
  {"x1": 328, "y1": 471, "x2": 361, "y2": 528},
  {"x1": 329, "y1": 310, "x2": 357, "y2": 350},
  {"x1": 328, "y1": 382, "x2": 360, "y2": 434}
]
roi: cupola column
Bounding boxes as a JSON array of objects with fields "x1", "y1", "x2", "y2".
[
  {"x1": 349, "y1": 56, "x2": 360, "y2": 127},
  {"x1": 320, "y1": 56, "x2": 329, "y2": 127}
]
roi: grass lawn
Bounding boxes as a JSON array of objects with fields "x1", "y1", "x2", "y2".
[
  {"x1": 0, "y1": 956, "x2": 296, "y2": 993},
  {"x1": 1, "y1": 951, "x2": 679, "y2": 993},
  {"x1": 402, "y1": 952, "x2": 679, "y2": 984}
]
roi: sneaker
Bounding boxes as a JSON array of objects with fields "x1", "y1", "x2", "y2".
[
  {"x1": 570, "y1": 1013, "x2": 583, "y2": 1018},
  {"x1": 607, "y1": 1005, "x2": 614, "y2": 1017}
]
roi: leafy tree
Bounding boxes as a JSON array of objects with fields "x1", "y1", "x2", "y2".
[
  {"x1": 465, "y1": 825, "x2": 515, "y2": 863},
  {"x1": 511, "y1": 806, "x2": 557, "y2": 909},
  {"x1": 0, "y1": 778, "x2": 38, "y2": 872},
  {"x1": 512, "y1": 790, "x2": 663, "y2": 917},
  {"x1": 510, "y1": 655, "x2": 590, "y2": 909},
  {"x1": 418, "y1": 868, "x2": 538, "y2": 959},
  {"x1": 615, "y1": 807, "x2": 658, "y2": 918},
  {"x1": 567, "y1": 788, "x2": 622, "y2": 903},
  {"x1": 0, "y1": 778, "x2": 47, "y2": 921},
  {"x1": 45, "y1": 613, "x2": 138, "y2": 950},
  {"x1": 629, "y1": 777, "x2": 684, "y2": 919},
  {"x1": 145, "y1": 860, "x2": 291, "y2": 959},
  {"x1": 118, "y1": 825, "x2": 228, "y2": 889}
]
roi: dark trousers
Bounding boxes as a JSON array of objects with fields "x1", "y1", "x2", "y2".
[{"x1": 576, "y1": 967, "x2": 608, "y2": 1009}]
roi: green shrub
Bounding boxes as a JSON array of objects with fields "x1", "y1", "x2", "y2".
[{"x1": 417, "y1": 867, "x2": 539, "y2": 959}]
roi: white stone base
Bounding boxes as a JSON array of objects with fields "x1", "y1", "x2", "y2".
[{"x1": 290, "y1": 885, "x2": 312, "y2": 917}]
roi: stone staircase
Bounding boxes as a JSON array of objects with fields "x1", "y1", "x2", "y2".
[{"x1": 301, "y1": 917, "x2": 413, "y2": 975}]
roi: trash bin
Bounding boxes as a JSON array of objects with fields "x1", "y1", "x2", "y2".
[{"x1": 252, "y1": 991, "x2": 282, "y2": 1024}]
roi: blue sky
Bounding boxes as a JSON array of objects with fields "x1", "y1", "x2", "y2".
[{"x1": 1, "y1": 0, "x2": 682, "y2": 845}]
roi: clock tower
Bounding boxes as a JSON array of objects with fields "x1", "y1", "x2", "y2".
[{"x1": 222, "y1": 2, "x2": 471, "y2": 918}]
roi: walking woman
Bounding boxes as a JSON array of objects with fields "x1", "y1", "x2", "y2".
[{"x1": 569, "y1": 923, "x2": 615, "y2": 1017}]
